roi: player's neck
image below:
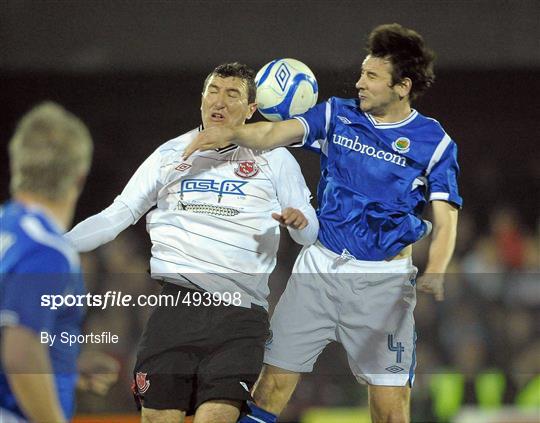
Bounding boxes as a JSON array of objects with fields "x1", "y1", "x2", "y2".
[
  {"x1": 14, "y1": 191, "x2": 76, "y2": 232},
  {"x1": 370, "y1": 102, "x2": 413, "y2": 124}
]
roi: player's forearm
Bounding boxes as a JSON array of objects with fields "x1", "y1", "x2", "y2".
[
  {"x1": 424, "y1": 219, "x2": 457, "y2": 274},
  {"x1": 229, "y1": 122, "x2": 281, "y2": 149},
  {"x1": 65, "y1": 200, "x2": 134, "y2": 252},
  {"x1": 2, "y1": 328, "x2": 67, "y2": 422},
  {"x1": 232, "y1": 120, "x2": 303, "y2": 150},
  {"x1": 287, "y1": 205, "x2": 319, "y2": 245}
]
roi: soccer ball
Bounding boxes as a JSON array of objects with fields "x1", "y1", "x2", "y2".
[{"x1": 255, "y1": 58, "x2": 318, "y2": 121}]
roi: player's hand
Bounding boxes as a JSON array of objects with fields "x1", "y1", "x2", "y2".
[
  {"x1": 272, "y1": 207, "x2": 308, "y2": 230},
  {"x1": 183, "y1": 126, "x2": 234, "y2": 159},
  {"x1": 416, "y1": 273, "x2": 445, "y2": 301},
  {"x1": 77, "y1": 350, "x2": 120, "y2": 395}
]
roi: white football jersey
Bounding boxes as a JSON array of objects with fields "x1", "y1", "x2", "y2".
[{"x1": 115, "y1": 127, "x2": 316, "y2": 308}]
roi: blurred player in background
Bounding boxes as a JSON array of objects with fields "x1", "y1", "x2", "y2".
[
  {"x1": 66, "y1": 63, "x2": 318, "y2": 422},
  {"x1": 184, "y1": 25, "x2": 462, "y2": 423},
  {"x1": 0, "y1": 103, "x2": 93, "y2": 422}
]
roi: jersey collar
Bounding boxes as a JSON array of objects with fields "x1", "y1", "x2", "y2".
[
  {"x1": 366, "y1": 109, "x2": 418, "y2": 129},
  {"x1": 198, "y1": 125, "x2": 239, "y2": 155}
]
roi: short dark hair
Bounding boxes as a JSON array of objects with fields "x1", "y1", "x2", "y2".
[
  {"x1": 203, "y1": 62, "x2": 257, "y2": 103},
  {"x1": 367, "y1": 23, "x2": 435, "y2": 101}
]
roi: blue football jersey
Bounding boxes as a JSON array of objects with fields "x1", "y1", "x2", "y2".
[
  {"x1": 0, "y1": 201, "x2": 84, "y2": 420},
  {"x1": 294, "y1": 97, "x2": 462, "y2": 260}
]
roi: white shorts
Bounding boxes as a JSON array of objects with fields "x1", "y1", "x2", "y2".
[{"x1": 265, "y1": 242, "x2": 417, "y2": 386}]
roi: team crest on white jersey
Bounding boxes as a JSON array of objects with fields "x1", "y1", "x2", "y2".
[
  {"x1": 234, "y1": 161, "x2": 259, "y2": 178},
  {"x1": 175, "y1": 162, "x2": 192, "y2": 172},
  {"x1": 392, "y1": 137, "x2": 411, "y2": 153},
  {"x1": 136, "y1": 372, "x2": 150, "y2": 394}
]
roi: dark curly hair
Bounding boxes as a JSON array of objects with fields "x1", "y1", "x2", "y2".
[
  {"x1": 367, "y1": 23, "x2": 435, "y2": 101},
  {"x1": 203, "y1": 62, "x2": 257, "y2": 103}
]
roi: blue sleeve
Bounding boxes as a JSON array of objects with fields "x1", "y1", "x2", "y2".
[
  {"x1": 293, "y1": 99, "x2": 332, "y2": 154},
  {"x1": 0, "y1": 248, "x2": 72, "y2": 335},
  {"x1": 427, "y1": 141, "x2": 463, "y2": 208}
]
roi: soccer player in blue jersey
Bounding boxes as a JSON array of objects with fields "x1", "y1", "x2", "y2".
[
  {"x1": 184, "y1": 24, "x2": 461, "y2": 423},
  {"x1": 0, "y1": 103, "x2": 93, "y2": 422}
]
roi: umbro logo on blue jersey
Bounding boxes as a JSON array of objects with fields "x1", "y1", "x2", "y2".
[
  {"x1": 337, "y1": 115, "x2": 352, "y2": 124},
  {"x1": 332, "y1": 133, "x2": 407, "y2": 167}
]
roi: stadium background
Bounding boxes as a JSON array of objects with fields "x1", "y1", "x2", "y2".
[{"x1": 1, "y1": 1, "x2": 538, "y2": 422}]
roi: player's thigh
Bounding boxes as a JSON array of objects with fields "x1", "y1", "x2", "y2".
[
  {"x1": 368, "y1": 385, "x2": 410, "y2": 423},
  {"x1": 141, "y1": 406, "x2": 185, "y2": 423},
  {"x1": 265, "y1": 253, "x2": 339, "y2": 372},
  {"x1": 338, "y1": 265, "x2": 417, "y2": 386},
  {"x1": 195, "y1": 305, "x2": 269, "y2": 410},
  {"x1": 134, "y1": 286, "x2": 215, "y2": 413},
  {"x1": 193, "y1": 399, "x2": 242, "y2": 423}
]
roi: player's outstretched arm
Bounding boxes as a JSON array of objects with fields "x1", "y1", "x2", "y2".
[
  {"x1": 417, "y1": 200, "x2": 458, "y2": 301},
  {"x1": 66, "y1": 148, "x2": 161, "y2": 252},
  {"x1": 2, "y1": 326, "x2": 67, "y2": 423},
  {"x1": 183, "y1": 119, "x2": 305, "y2": 159},
  {"x1": 65, "y1": 201, "x2": 134, "y2": 252}
]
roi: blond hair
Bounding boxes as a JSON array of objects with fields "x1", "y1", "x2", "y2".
[{"x1": 9, "y1": 102, "x2": 93, "y2": 200}]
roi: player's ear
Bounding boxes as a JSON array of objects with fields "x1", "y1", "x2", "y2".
[
  {"x1": 246, "y1": 102, "x2": 257, "y2": 120},
  {"x1": 396, "y1": 77, "x2": 412, "y2": 100}
]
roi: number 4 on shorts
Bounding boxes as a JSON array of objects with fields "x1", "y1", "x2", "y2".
[{"x1": 388, "y1": 334, "x2": 404, "y2": 363}]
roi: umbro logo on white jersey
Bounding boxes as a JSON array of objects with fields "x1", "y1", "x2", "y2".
[
  {"x1": 175, "y1": 162, "x2": 192, "y2": 172},
  {"x1": 337, "y1": 115, "x2": 352, "y2": 124}
]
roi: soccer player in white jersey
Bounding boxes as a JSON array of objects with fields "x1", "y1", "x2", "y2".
[
  {"x1": 65, "y1": 63, "x2": 318, "y2": 422},
  {"x1": 184, "y1": 25, "x2": 462, "y2": 423}
]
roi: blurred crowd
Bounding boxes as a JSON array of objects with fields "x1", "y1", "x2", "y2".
[{"x1": 74, "y1": 208, "x2": 539, "y2": 422}]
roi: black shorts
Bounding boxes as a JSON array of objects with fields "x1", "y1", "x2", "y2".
[{"x1": 133, "y1": 283, "x2": 269, "y2": 415}]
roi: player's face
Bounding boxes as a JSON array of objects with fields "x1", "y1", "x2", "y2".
[
  {"x1": 201, "y1": 75, "x2": 256, "y2": 129},
  {"x1": 355, "y1": 55, "x2": 402, "y2": 117}
]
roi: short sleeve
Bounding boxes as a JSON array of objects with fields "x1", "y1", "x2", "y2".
[
  {"x1": 427, "y1": 140, "x2": 463, "y2": 208},
  {"x1": 0, "y1": 248, "x2": 73, "y2": 335},
  {"x1": 293, "y1": 100, "x2": 332, "y2": 155}
]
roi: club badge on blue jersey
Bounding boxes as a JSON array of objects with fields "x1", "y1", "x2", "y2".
[{"x1": 392, "y1": 137, "x2": 411, "y2": 153}]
